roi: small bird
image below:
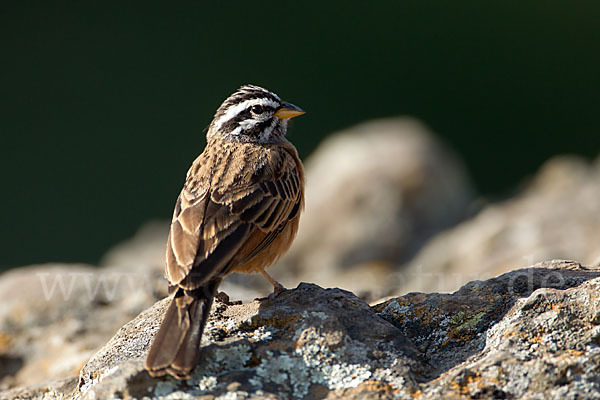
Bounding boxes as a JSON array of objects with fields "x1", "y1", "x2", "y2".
[{"x1": 145, "y1": 85, "x2": 305, "y2": 378}]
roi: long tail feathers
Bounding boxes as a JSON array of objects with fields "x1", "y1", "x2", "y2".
[{"x1": 145, "y1": 280, "x2": 220, "y2": 378}]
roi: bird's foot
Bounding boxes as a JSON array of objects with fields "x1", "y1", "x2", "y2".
[
  {"x1": 260, "y1": 269, "x2": 287, "y2": 300},
  {"x1": 267, "y1": 282, "x2": 287, "y2": 300}
]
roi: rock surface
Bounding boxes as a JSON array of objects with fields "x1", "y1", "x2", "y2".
[
  {"x1": 4, "y1": 260, "x2": 600, "y2": 399},
  {"x1": 398, "y1": 155, "x2": 600, "y2": 295},
  {"x1": 0, "y1": 263, "x2": 164, "y2": 390},
  {"x1": 277, "y1": 118, "x2": 474, "y2": 297},
  {"x1": 77, "y1": 284, "x2": 422, "y2": 400},
  {"x1": 375, "y1": 260, "x2": 600, "y2": 399}
]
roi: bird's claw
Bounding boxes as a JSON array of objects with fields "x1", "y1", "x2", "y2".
[{"x1": 267, "y1": 283, "x2": 287, "y2": 300}]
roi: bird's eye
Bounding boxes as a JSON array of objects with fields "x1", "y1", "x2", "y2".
[{"x1": 251, "y1": 105, "x2": 263, "y2": 114}]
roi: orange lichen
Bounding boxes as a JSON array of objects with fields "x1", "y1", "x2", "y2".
[
  {"x1": 0, "y1": 332, "x2": 12, "y2": 351},
  {"x1": 449, "y1": 371, "x2": 484, "y2": 396}
]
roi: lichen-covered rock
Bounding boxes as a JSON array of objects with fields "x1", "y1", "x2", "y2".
[
  {"x1": 77, "y1": 261, "x2": 600, "y2": 400},
  {"x1": 416, "y1": 262, "x2": 600, "y2": 399},
  {"x1": 0, "y1": 377, "x2": 78, "y2": 400},
  {"x1": 0, "y1": 264, "x2": 164, "y2": 390},
  {"x1": 77, "y1": 284, "x2": 422, "y2": 400},
  {"x1": 4, "y1": 261, "x2": 600, "y2": 399},
  {"x1": 374, "y1": 260, "x2": 600, "y2": 384}
]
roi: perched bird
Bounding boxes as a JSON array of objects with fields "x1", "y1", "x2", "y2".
[{"x1": 145, "y1": 85, "x2": 305, "y2": 378}]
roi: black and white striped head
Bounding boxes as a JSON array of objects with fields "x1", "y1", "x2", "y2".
[{"x1": 208, "y1": 85, "x2": 305, "y2": 143}]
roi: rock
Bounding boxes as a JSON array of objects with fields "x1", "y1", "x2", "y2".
[
  {"x1": 278, "y1": 118, "x2": 474, "y2": 298},
  {"x1": 100, "y1": 220, "x2": 169, "y2": 276},
  {"x1": 406, "y1": 260, "x2": 600, "y2": 399},
  {"x1": 0, "y1": 263, "x2": 163, "y2": 390},
  {"x1": 6, "y1": 260, "x2": 599, "y2": 399},
  {"x1": 77, "y1": 283, "x2": 422, "y2": 400},
  {"x1": 0, "y1": 377, "x2": 78, "y2": 400},
  {"x1": 202, "y1": 118, "x2": 474, "y2": 302},
  {"x1": 397, "y1": 155, "x2": 600, "y2": 295}
]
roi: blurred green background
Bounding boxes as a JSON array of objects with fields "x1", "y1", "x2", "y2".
[{"x1": 1, "y1": 1, "x2": 599, "y2": 270}]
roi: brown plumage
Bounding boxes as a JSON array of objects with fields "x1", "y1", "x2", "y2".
[{"x1": 145, "y1": 85, "x2": 305, "y2": 378}]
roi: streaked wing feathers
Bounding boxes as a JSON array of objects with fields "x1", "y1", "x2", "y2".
[{"x1": 165, "y1": 144, "x2": 303, "y2": 289}]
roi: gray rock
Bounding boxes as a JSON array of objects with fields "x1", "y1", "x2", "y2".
[
  {"x1": 2, "y1": 260, "x2": 593, "y2": 399},
  {"x1": 0, "y1": 377, "x2": 78, "y2": 400},
  {"x1": 100, "y1": 220, "x2": 169, "y2": 278},
  {"x1": 413, "y1": 261, "x2": 600, "y2": 399},
  {"x1": 398, "y1": 155, "x2": 600, "y2": 295},
  {"x1": 278, "y1": 118, "x2": 474, "y2": 299},
  {"x1": 77, "y1": 284, "x2": 421, "y2": 400},
  {"x1": 4, "y1": 261, "x2": 600, "y2": 399},
  {"x1": 0, "y1": 263, "x2": 163, "y2": 390}
]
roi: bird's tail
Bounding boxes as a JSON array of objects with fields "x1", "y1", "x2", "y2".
[{"x1": 145, "y1": 280, "x2": 220, "y2": 378}]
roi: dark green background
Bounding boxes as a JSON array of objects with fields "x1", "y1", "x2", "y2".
[{"x1": 2, "y1": 2, "x2": 599, "y2": 269}]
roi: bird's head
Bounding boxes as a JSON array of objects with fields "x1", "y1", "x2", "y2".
[{"x1": 208, "y1": 85, "x2": 305, "y2": 143}]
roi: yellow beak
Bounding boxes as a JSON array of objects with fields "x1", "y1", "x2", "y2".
[{"x1": 274, "y1": 101, "x2": 306, "y2": 119}]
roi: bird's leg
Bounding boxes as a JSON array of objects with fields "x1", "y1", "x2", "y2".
[{"x1": 260, "y1": 269, "x2": 286, "y2": 298}]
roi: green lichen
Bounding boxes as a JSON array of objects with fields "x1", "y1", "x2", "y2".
[{"x1": 451, "y1": 312, "x2": 485, "y2": 333}]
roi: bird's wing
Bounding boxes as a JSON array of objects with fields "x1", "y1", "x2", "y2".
[{"x1": 165, "y1": 145, "x2": 302, "y2": 290}]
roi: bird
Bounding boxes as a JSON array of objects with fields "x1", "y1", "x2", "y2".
[{"x1": 144, "y1": 85, "x2": 305, "y2": 379}]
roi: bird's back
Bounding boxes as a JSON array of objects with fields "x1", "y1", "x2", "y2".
[{"x1": 165, "y1": 138, "x2": 304, "y2": 289}]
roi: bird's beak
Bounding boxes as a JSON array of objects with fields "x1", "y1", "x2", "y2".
[{"x1": 274, "y1": 101, "x2": 306, "y2": 119}]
